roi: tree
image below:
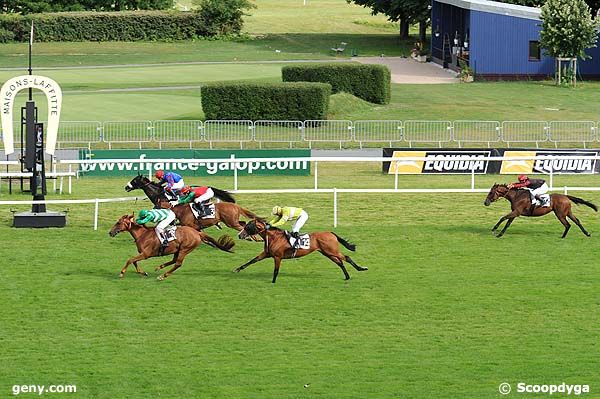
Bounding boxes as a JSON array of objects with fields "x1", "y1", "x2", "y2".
[
  {"x1": 540, "y1": 0, "x2": 598, "y2": 85},
  {"x1": 346, "y1": 0, "x2": 430, "y2": 42},
  {"x1": 193, "y1": 0, "x2": 255, "y2": 36}
]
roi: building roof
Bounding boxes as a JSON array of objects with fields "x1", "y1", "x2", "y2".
[{"x1": 435, "y1": 0, "x2": 541, "y2": 21}]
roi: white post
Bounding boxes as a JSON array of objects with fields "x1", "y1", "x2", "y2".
[
  {"x1": 314, "y1": 161, "x2": 318, "y2": 190},
  {"x1": 394, "y1": 171, "x2": 398, "y2": 190},
  {"x1": 549, "y1": 168, "x2": 553, "y2": 190},
  {"x1": 333, "y1": 187, "x2": 337, "y2": 227},
  {"x1": 471, "y1": 166, "x2": 475, "y2": 190},
  {"x1": 68, "y1": 164, "x2": 72, "y2": 194},
  {"x1": 564, "y1": 186, "x2": 568, "y2": 195},
  {"x1": 52, "y1": 161, "x2": 57, "y2": 192},
  {"x1": 94, "y1": 198, "x2": 99, "y2": 230},
  {"x1": 233, "y1": 155, "x2": 238, "y2": 191}
]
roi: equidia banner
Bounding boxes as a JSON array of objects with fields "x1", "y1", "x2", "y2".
[
  {"x1": 79, "y1": 149, "x2": 311, "y2": 176},
  {"x1": 383, "y1": 148, "x2": 600, "y2": 174}
]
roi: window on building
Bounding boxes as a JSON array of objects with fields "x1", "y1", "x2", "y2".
[{"x1": 529, "y1": 41, "x2": 541, "y2": 61}]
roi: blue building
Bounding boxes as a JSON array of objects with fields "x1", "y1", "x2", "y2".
[{"x1": 431, "y1": 0, "x2": 600, "y2": 79}]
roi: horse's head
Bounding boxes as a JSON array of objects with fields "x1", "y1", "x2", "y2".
[
  {"x1": 238, "y1": 219, "x2": 267, "y2": 240},
  {"x1": 484, "y1": 183, "x2": 510, "y2": 206},
  {"x1": 109, "y1": 214, "x2": 135, "y2": 237},
  {"x1": 125, "y1": 174, "x2": 151, "y2": 192}
]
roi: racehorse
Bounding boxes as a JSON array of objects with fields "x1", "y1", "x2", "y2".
[
  {"x1": 484, "y1": 183, "x2": 598, "y2": 238},
  {"x1": 124, "y1": 175, "x2": 262, "y2": 238},
  {"x1": 234, "y1": 219, "x2": 368, "y2": 283},
  {"x1": 109, "y1": 214, "x2": 235, "y2": 280}
]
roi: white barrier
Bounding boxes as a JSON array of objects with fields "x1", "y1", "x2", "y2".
[{"x1": 2, "y1": 155, "x2": 600, "y2": 229}]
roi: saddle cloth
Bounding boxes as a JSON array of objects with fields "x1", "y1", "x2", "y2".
[
  {"x1": 285, "y1": 232, "x2": 310, "y2": 249},
  {"x1": 164, "y1": 226, "x2": 178, "y2": 242},
  {"x1": 190, "y1": 203, "x2": 216, "y2": 219},
  {"x1": 533, "y1": 194, "x2": 551, "y2": 207}
]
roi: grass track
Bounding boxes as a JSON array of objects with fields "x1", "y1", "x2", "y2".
[{"x1": 1, "y1": 171, "x2": 599, "y2": 398}]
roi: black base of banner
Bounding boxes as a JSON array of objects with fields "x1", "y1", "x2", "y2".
[{"x1": 13, "y1": 211, "x2": 67, "y2": 228}]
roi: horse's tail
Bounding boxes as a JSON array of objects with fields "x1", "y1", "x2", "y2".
[
  {"x1": 238, "y1": 207, "x2": 264, "y2": 221},
  {"x1": 198, "y1": 231, "x2": 235, "y2": 253},
  {"x1": 567, "y1": 195, "x2": 598, "y2": 212},
  {"x1": 331, "y1": 232, "x2": 356, "y2": 252},
  {"x1": 210, "y1": 187, "x2": 236, "y2": 203}
]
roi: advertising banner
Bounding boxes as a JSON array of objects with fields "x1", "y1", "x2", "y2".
[
  {"x1": 383, "y1": 148, "x2": 600, "y2": 174},
  {"x1": 79, "y1": 149, "x2": 311, "y2": 177}
]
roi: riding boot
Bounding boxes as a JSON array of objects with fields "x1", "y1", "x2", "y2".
[
  {"x1": 158, "y1": 232, "x2": 168, "y2": 256},
  {"x1": 291, "y1": 232, "x2": 300, "y2": 248}
]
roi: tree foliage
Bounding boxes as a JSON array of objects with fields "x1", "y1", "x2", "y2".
[
  {"x1": 0, "y1": 0, "x2": 173, "y2": 14},
  {"x1": 346, "y1": 0, "x2": 429, "y2": 39},
  {"x1": 540, "y1": 0, "x2": 599, "y2": 59},
  {"x1": 193, "y1": 0, "x2": 255, "y2": 36}
]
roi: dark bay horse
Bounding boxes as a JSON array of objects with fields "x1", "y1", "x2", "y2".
[
  {"x1": 234, "y1": 219, "x2": 368, "y2": 283},
  {"x1": 484, "y1": 183, "x2": 598, "y2": 238},
  {"x1": 125, "y1": 175, "x2": 262, "y2": 237},
  {"x1": 109, "y1": 214, "x2": 235, "y2": 280}
]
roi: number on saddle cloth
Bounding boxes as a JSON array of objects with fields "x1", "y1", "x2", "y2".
[
  {"x1": 164, "y1": 226, "x2": 178, "y2": 242},
  {"x1": 286, "y1": 231, "x2": 310, "y2": 249}
]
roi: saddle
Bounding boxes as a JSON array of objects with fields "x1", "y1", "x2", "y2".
[
  {"x1": 284, "y1": 231, "x2": 310, "y2": 249},
  {"x1": 532, "y1": 194, "x2": 551, "y2": 208},
  {"x1": 190, "y1": 202, "x2": 216, "y2": 219}
]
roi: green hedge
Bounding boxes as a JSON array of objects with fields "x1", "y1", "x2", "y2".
[
  {"x1": 201, "y1": 82, "x2": 332, "y2": 120},
  {"x1": 0, "y1": 11, "x2": 218, "y2": 42},
  {"x1": 282, "y1": 63, "x2": 391, "y2": 104}
]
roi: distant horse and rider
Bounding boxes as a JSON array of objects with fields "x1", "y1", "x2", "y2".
[
  {"x1": 125, "y1": 174, "x2": 262, "y2": 239},
  {"x1": 484, "y1": 174, "x2": 597, "y2": 238},
  {"x1": 109, "y1": 213, "x2": 235, "y2": 280}
]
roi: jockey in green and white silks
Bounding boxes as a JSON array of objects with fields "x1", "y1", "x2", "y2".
[
  {"x1": 269, "y1": 206, "x2": 309, "y2": 239},
  {"x1": 136, "y1": 208, "x2": 176, "y2": 247}
]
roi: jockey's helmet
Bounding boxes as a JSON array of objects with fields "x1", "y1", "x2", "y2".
[
  {"x1": 155, "y1": 170, "x2": 164, "y2": 179},
  {"x1": 181, "y1": 186, "x2": 192, "y2": 194},
  {"x1": 138, "y1": 210, "x2": 149, "y2": 218},
  {"x1": 518, "y1": 174, "x2": 528, "y2": 182},
  {"x1": 272, "y1": 206, "x2": 282, "y2": 215}
]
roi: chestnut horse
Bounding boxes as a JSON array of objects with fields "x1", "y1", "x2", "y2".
[
  {"x1": 234, "y1": 219, "x2": 368, "y2": 283},
  {"x1": 109, "y1": 214, "x2": 235, "y2": 280},
  {"x1": 484, "y1": 183, "x2": 597, "y2": 238},
  {"x1": 125, "y1": 175, "x2": 262, "y2": 238}
]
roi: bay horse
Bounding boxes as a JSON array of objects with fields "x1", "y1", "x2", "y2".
[
  {"x1": 124, "y1": 175, "x2": 262, "y2": 238},
  {"x1": 484, "y1": 183, "x2": 598, "y2": 238},
  {"x1": 109, "y1": 214, "x2": 235, "y2": 280},
  {"x1": 234, "y1": 219, "x2": 368, "y2": 283}
]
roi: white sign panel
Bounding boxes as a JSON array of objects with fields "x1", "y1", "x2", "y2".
[{"x1": 1, "y1": 75, "x2": 62, "y2": 155}]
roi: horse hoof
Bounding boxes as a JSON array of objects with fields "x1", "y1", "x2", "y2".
[
  {"x1": 143, "y1": 272, "x2": 149, "y2": 277},
  {"x1": 233, "y1": 268, "x2": 241, "y2": 273},
  {"x1": 118, "y1": 273, "x2": 124, "y2": 278},
  {"x1": 155, "y1": 267, "x2": 161, "y2": 272},
  {"x1": 157, "y1": 275, "x2": 165, "y2": 281}
]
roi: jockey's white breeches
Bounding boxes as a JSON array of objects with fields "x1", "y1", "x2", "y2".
[
  {"x1": 155, "y1": 211, "x2": 176, "y2": 240},
  {"x1": 169, "y1": 180, "x2": 185, "y2": 192},
  {"x1": 291, "y1": 210, "x2": 309, "y2": 233},
  {"x1": 193, "y1": 187, "x2": 214, "y2": 204},
  {"x1": 527, "y1": 183, "x2": 549, "y2": 199}
]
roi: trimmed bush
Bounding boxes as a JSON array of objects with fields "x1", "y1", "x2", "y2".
[
  {"x1": 201, "y1": 82, "x2": 332, "y2": 120},
  {"x1": 282, "y1": 63, "x2": 391, "y2": 104},
  {"x1": 0, "y1": 10, "x2": 225, "y2": 42}
]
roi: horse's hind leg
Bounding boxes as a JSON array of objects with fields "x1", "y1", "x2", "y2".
[
  {"x1": 319, "y1": 251, "x2": 350, "y2": 280},
  {"x1": 554, "y1": 213, "x2": 571, "y2": 238},
  {"x1": 157, "y1": 250, "x2": 189, "y2": 281},
  {"x1": 567, "y1": 211, "x2": 591, "y2": 237},
  {"x1": 345, "y1": 255, "x2": 368, "y2": 271},
  {"x1": 155, "y1": 252, "x2": 179, "y2": 271}
]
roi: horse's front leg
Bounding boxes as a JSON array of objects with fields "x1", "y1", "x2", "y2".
[
  {"x1": 492, "y1": 215, "x2": 509, "y2": 232},
  {"x1": 496, "y1": 217, "x2": 517, "y2": 238},
  {"x1": 119, "y1": 253, "x2": 148, "y2": 278},
  {"x1": 233, "y1": 251, "x2": 269, "y2": 273}
]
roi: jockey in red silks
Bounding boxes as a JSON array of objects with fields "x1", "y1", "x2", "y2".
[
  {"x1": 508, "y1": 174, "x2": 550, "y2": 207},
  {"x1": 175, "y1": 186, "x2": 215, "y2": 216}
]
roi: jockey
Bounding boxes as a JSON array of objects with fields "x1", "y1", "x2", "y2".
[
  {"x1": 136, "y1": 208, "x2": 176, "y2": 253},
  {"x1": 155, "y1": 170, "x2": 185, "y2": 198},
  {"x1": 176, "y1": 185, "x2": 215, "y2": 215},
  {"x1": 508, "y1": 174, "x2": 550, "y2": 206},
  {"x1": 269, "y1": 206, "x2": 309, "y2": 240}
]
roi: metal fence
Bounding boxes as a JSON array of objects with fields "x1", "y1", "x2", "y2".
[{"x1": 3, "y1": 119, "x2": 600, "y2": 149}]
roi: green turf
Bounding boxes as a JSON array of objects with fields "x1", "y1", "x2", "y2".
[{"x1": 1, "y1": 169, "x2": 599, "y2": 398}]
